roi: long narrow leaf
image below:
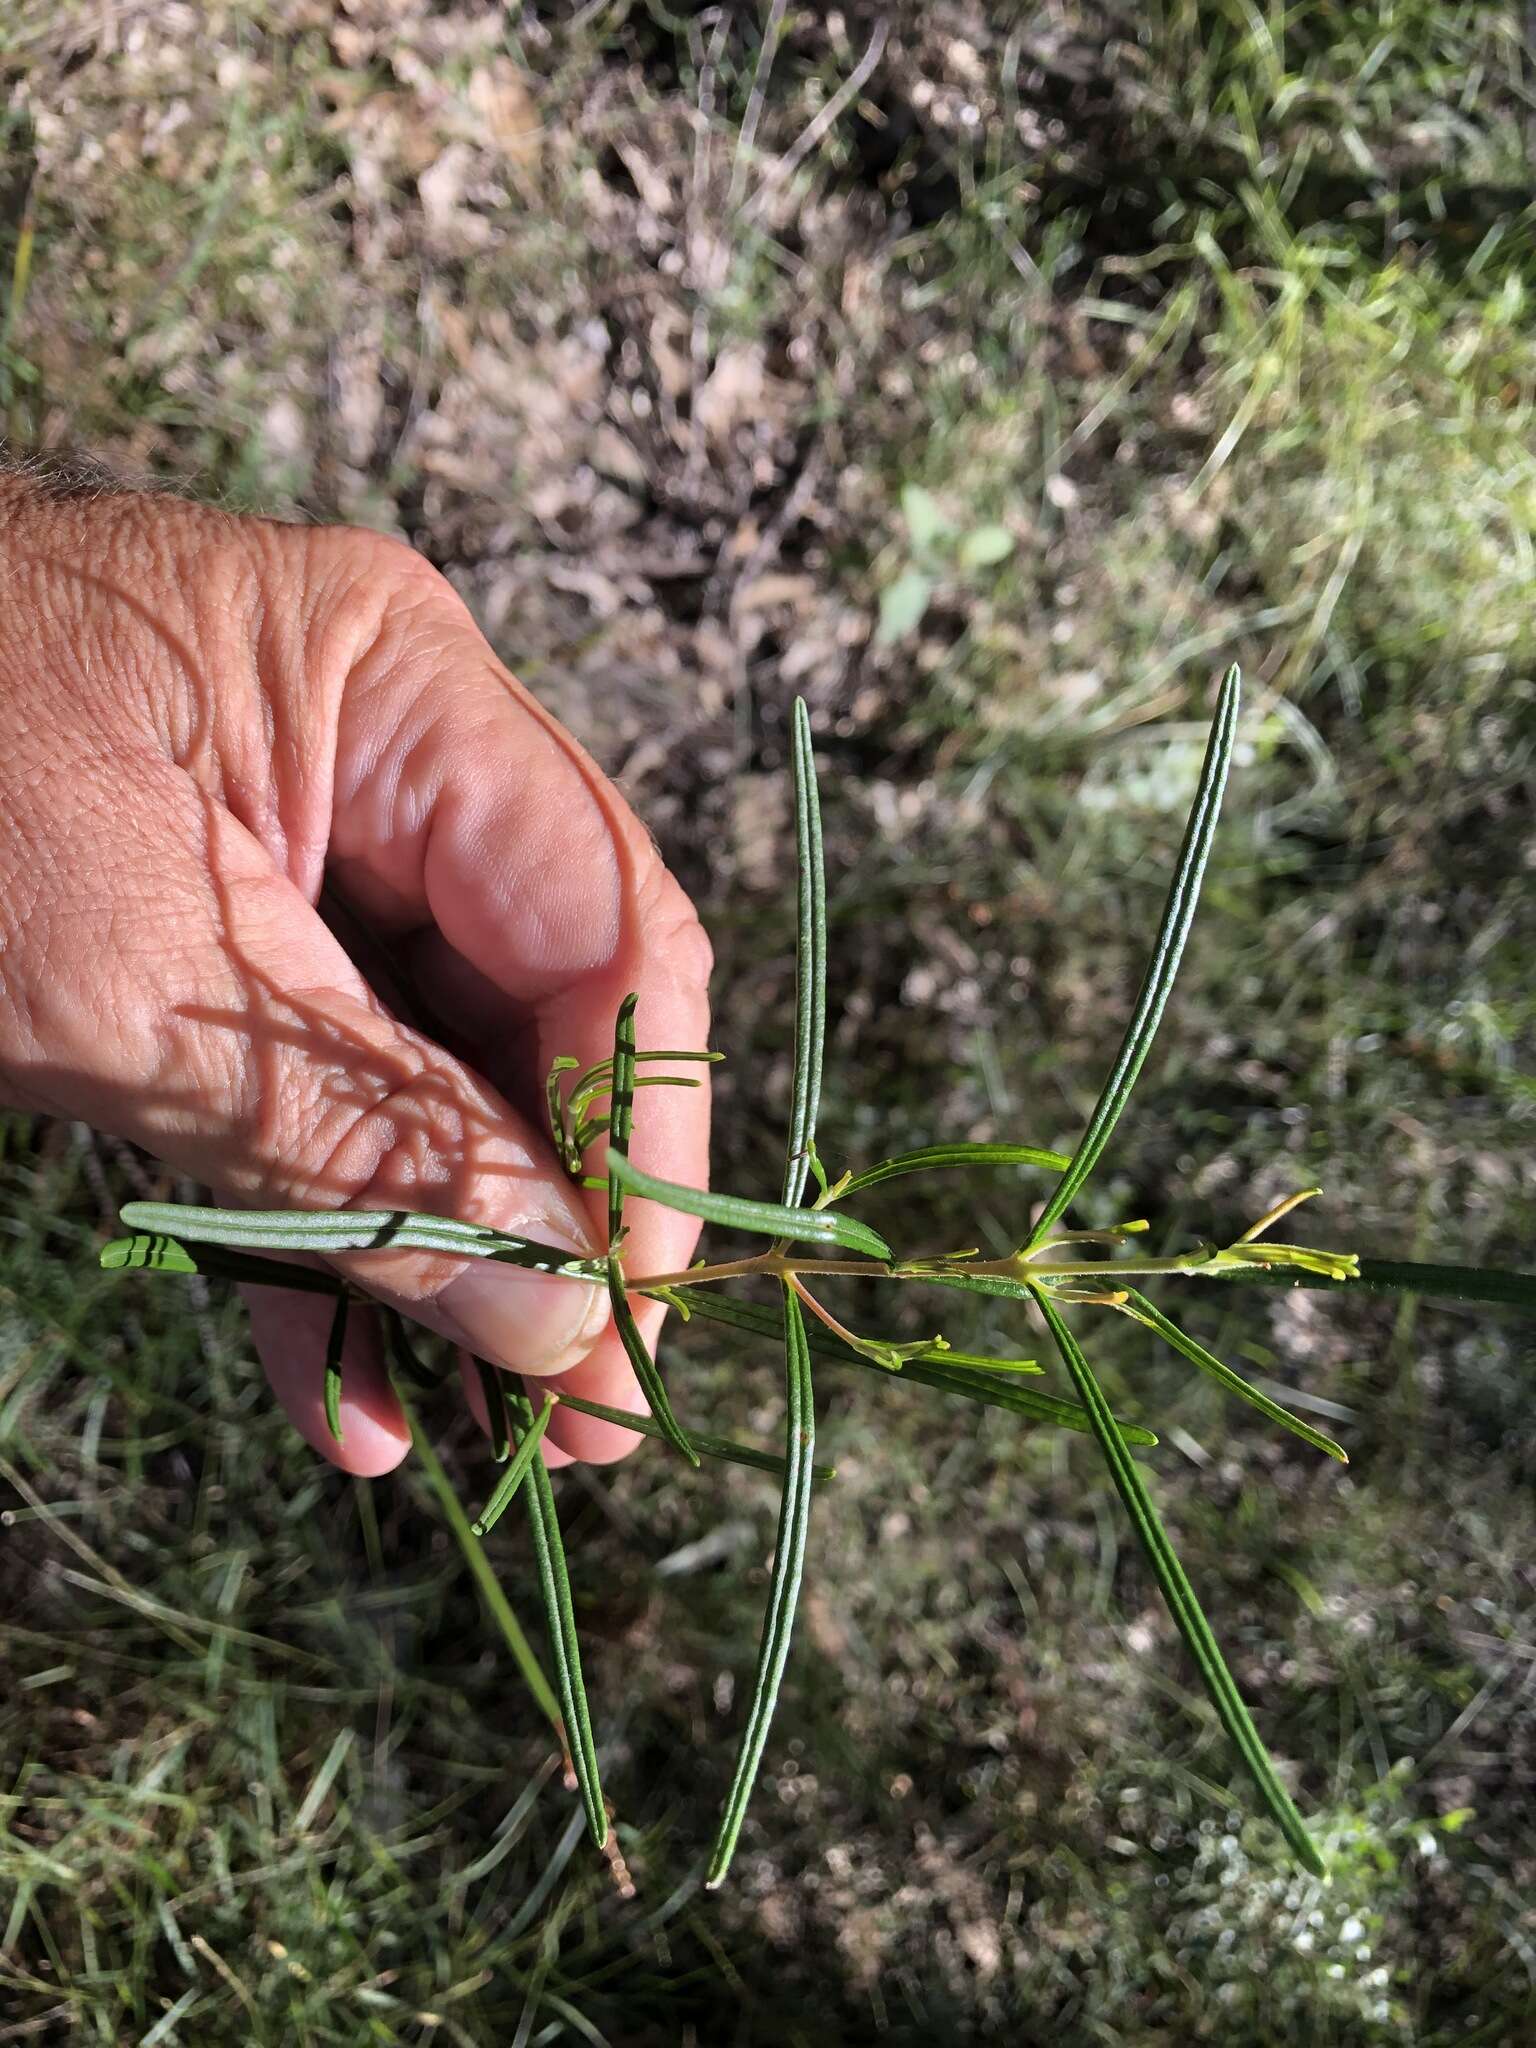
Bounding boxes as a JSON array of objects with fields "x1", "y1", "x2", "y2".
[
  {"x1": 1218, "y1": 1255, "x2": 1536, "y2": 1317},
  {"x1": 1033, "y1": 1288, "x2": 1324, "y2": 1875},
  {"x1": 476, "y1": 1356, "x2": 511, "y2": 1462},
  {"x1": 606, "y1": 994, "x2": 699, "y2": 1464},
  {"x1": 709, "y1": 708, "x2": 825, "y2": 1885},
  {"x1": 472, "y1": 1394, "x2": 554, "y2": 1537},
  {"x1": 508, "y1": 1387, "x2": 608, "y2": 1848},
  {"x1": 609, "y1": 1258, "x2": 700, "y2": 1465},
  {"x1": 918, "y1": 1347, "x2": 1042, "y2": 1374},
  {"x1": 383, "y1": 1318, "x2": 561, "y2": 1738},
  {"x1": 664, "y1": 1285, "x2": 1157, "y2": 1445},
  {"x1": 608, "y1": 994, "x2": 637, "y2": 1244},
  {"x1": 1118, "y1": 1290, "x2": 1347, "y2": 1462},
  {"x1": 118, "y1": 1201, "x2": 609, "y2": 1280},
  {"x1": 606, "y1": 1155, "x2": 890, "y2": 1260},
  {"x1": 1029, "y1": 665, "x2": 1242, "y2": 1248},
  {"x1": 323, "y1": 1293, "x2": 349, "y2": 1445},
  {"x1": 548, "y1": 1389, "x2": 836, "y2": 1481},
  {"x1": 101, "y1": 1234, "x2": 345, "y2": 1296},
  {"x1": 782, "y1": 697, "x2": 827, "y2": 1208},
  {"x1": 838, "y1": 1141, "x2": 1071, "y2": 1197},
  {"x1": 708, "y1": 1282, "x2": 816, "y2": 1886}
]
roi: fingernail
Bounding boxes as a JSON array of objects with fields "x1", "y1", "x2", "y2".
[{"x1": 440, "y1": 1254, "x2": 608, "y2": 1374}]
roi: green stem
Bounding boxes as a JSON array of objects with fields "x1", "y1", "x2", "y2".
[{"x1": 628, "y1": 1247, "x2": 1301, "y2": 1293}]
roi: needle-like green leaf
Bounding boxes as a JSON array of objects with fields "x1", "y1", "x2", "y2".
[
  {"x1": 783, "y1": 697, "x2": 827, "y2": 1209},
  {"x1": 323, "y1": 1292, "x2": 349, "y2": 1445},
  {"x1": 916, "y1": 1347, "x2": 1041, "y2": 1374},
  {"x1": 471, "y1": 1392, "x2": 554, "y2": 1537},
  {"x1": 1117, "y1": 1290, "x2": 1347, "y2": 1462},
  {"x1": 708, "y1": 1282, "x2": 816, "y2": 1887},
  {"x1": 605, "y1": 1155, "x2": 890, "y2": 1260},
  {"x1": 101, "y1": 1233, "x2": 345, "y2": 1296},
  {"x1": 607, "y1": 994, "x2": 699, "y2": 1465},
  {"x1": 608, "y1": 994, "x2": 637, "y2": 1246},
  {"x1": 664, "y1": 1285, "x2": 1156, "y2": 1444},
  {"x1": 1217, "y1": 1254, "x2": 1536, "y2": 1317},
  {"x1": 1033, "y1": 1287, "x2": 1323, "y2": 1875},
  {"x1": 709, "y1": 699, "x2": 826, "y2": 1887},
  {"x1": 117, "y1": 1201, "x2": 609, "y2": 1280},
  {"x1": 383, "y1": 1315, "x2": 560, "y2": 1736},
  {"x1": 476, "y1": 1356, "x2": 511, "y2": 1463},
  {"x1": 548, "y1": 1389, "x2": 836, "y2": 1481},
  {"x1": 100, "y1": 1232, "x2": 200, "y2": 1275},
  {"x1": 1028, "y1": 665, "x2": 1242, "y2": 1250},
  {"x1": 901, "y1": 1352, "x2": 1157, "y2": 1441},
  {"x1": 609, "y1": 1258, "x2": 700, "y2": 1466},
  {"x1": 546, "y1": 1053, "x2": 581, "y2": 1170},
  {"x1": 507, "y1": 1386, "x2": 607, "y2": 1848},
  {"x1": 837, "y1": 1141, "x2": 1071, "y2": 1197}
]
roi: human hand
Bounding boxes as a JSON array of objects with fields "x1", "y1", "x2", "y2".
[{"x1": 0, "y1": 467, "x2": 712, "y2": 1474}]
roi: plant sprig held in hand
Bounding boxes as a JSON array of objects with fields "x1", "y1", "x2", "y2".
[{"x1": 99, "y1": 669, "x2": 1536, "y2": 1887}]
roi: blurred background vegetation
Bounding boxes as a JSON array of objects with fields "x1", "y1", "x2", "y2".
[{"x1": 2, "y1": 3, "x2": 1535, "y2": 2041}]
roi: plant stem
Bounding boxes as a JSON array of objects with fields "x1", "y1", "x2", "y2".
[
  {"x1": 784, "y1": 1271, "x2": 869, "y2": 1353},
  {"x1": 627, "y1": 1247, "x2": 1287, "y2": 1293}
]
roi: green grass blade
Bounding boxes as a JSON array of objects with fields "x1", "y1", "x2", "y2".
[
  {"x1": 472, "y1": 1393, "x2": 554, "y2": 1537},
  {"x1": 101, "y1": 1233, "x2": 345, "y2": 1296},
  {"x1": 508, "y1": 1387, "x2": 608, "y2": 1848},
  {"x1": 548, "y1": 1389, "x2": 836, "y2": 1481},
  {"x1": 838, "y1": 1141, "x2": 1071, "y2": 1197},
  {"x1": 707, "y1": 1282, "x2": 816, "y2": 1887},
  {"x1": 477, "y1": 1356, "x2": 511, "y2": 1462},
  {"x1": 323, "y1": 1292, "x2": 349, "y2": 1445},
  {"x1": 1033, "y1": 1287, "x2": 1324, "y2": 1875},
  {"x1": 606, "y1": 993, "x2": 699, "y2": 1464},
  {"x1": 1028, "y1": 665, "x2": 1242, "y2": 1249},
  {"x1": 1217, "y1": 1255, "x2": 1536, "y2": 1317},
  {"x1": 783, "y1": 697, "x2": 827, "y2": 1208},
  {"x1": 664, "y1": 1285, "x2": 1156, "y2": 1444},
  {"x1": 1118, "y1": 1290, "x2": 1347, "y2": 1462},
  {"x1": 384, "y1": 1319, "x2": 561, "y2": 1739},
  {"x1": 118, "y1": 1201, "x2": 609, "y2": 1279},
  {"x1": 606, "y1": 1155, "x2": 890, "y2": 1260}
]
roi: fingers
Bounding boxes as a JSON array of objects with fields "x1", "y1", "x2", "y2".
[
  {"x1": 538, "y1": 1296, "x2": 665, "y2": 1464},
  {"x1": 0, "y1": 504, "x2": 710, "y2": 1475},
  {"x1": 313, "y1": 529, "x2": 715, "y2": 1449},
  {"x1": 0, "y1": 739, "x2": 610, "y2": 1426},
  {"x1": 317, "y1": 532, "x2": 713, "y2": 1208},
  {"x1": 244, "y1": 1286, "x2": 410, "y2": 1477}
]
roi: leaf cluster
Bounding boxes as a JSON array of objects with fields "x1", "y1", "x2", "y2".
[{"x1": 96, "y1": 671, "x2": 1536, "y2": 1887}]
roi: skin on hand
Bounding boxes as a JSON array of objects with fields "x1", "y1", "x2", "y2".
[{"x1": 0, "y1": 469, "x2": 712, "y2": 1474}]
